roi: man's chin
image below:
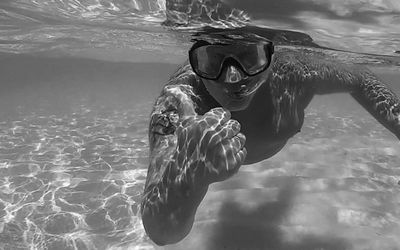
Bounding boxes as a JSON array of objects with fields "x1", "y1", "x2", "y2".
[{"x1": 222, "y1": 96, "x2": 252, "y2": 111}]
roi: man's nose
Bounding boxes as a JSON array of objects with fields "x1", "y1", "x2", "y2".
[{"x1": 224, "y1": 65, "x2": 244, "y2": 83}]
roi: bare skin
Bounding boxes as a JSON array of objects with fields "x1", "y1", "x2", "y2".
[{"x1": 140, "y1": 46, "x2": 400, "y2": 245}]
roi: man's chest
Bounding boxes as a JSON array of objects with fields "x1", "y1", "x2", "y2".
[{"x1": 231, "y1": 104, "x2": 304, "y2": 164}]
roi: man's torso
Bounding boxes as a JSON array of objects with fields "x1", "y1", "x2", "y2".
[{"x1": 167, "y1": 63, "x2": 314, "y2": 164}]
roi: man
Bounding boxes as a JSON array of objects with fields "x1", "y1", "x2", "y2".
[{"x1": 140, "y1": 28, "x2": 400, "y2": 246}]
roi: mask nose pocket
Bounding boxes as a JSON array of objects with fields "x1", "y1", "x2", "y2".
[{"x1": 224, "y1": 65, "x2": 243, "y2": 83}]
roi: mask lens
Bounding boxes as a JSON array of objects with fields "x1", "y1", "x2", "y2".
[
  {"x1": 235, "y1": 44, "x2": 269, "y2": 75},
  {"x1": 190, "y1": 45, "x2": 226, "y2": 79}
]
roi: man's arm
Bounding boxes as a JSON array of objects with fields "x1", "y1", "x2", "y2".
[
  {"x1": 271, "y1": 48, "x2": 400, "y2": 139},
  {"x1": 140, "y1": 80, "x2": 246, "y2": 245},
  {"x1": 350, "y1": 72, "x2": 400, "y2": 139},
  {"x1": 140, "y1": 84, "x2": 206, "y2": 245}
]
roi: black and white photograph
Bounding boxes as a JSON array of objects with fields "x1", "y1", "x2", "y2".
[{"x1": 0, "y1": 0, "x2": 399, "y2": 249}]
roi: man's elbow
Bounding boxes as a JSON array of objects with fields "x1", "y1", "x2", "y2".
[{"x1": 141, "y1": 209, "x2": 193, "y2": 246}]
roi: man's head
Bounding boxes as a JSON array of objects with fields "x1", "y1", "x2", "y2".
[{"x1": 189, "y1": 29, "x2": 274, "y2": 111}]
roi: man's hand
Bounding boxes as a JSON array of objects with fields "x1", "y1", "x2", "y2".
[{"x1": 175, "y1": 107, "x2": 247, "y2": 186}]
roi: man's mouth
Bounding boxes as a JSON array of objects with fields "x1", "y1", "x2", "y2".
[
  {"x1": 219, "y1": 64, "x2": 264, "y2": 98},
  {"x1": 228, "y1": 81, "x2": 262, "y2": 98}
]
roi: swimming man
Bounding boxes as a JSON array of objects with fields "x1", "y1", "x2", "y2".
[{"x1": 140, "y1": 28, "x2": 400, "y2": 245}]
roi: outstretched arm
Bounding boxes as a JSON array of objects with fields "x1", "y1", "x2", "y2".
[
  {"x1": 350, "y1": 72, "x2": 400, "y2": 139},
  {"x1": 141, "y1": 76, "x2": 246, "y2": 245},
  {"x1": 140, "y1": 84, "x2": 206, "y2": 245},
  {"x1": 272, "y1": 48, "x2": 400, "y2": 139}
]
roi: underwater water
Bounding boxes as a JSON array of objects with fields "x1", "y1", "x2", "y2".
[{"x1": 0, "y1": 0, "x2": 400, "y2": 249}]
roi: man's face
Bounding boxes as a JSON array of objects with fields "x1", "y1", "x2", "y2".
[{"x1": 202, "y1": 61, "x2": 270, "y2": 111}]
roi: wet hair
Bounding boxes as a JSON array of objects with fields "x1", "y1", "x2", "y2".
[{"x1": 190, "y1": 26, "x2": 274, "y2": 51}]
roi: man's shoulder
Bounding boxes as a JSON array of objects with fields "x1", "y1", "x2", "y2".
[
  {"x1": 167, "y1": 61, "x2": 199, "y2": 86},
  {"x1": 156, "y1": 61, "x2": 218, "y2": 115},
  {"x1": 160, "y1": 62, "x2": 200, "y2": 100}
]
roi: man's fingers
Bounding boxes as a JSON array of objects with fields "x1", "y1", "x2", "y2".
[
  {"x1": 218, "y1": 119, "x2": 241, "y2": 140},
  {"x1": 201, "y1": 120, "x2": 241, "y2": 152},
  {"x1": 233, "y1": 133, "x2": 246, "y2": 150},
  {"x1": 206, "y1": 119, "x2": 241, "y2": 148},
  {"x1": 203, "y1": 107, "x2": 231, "y2": 128},
  {"x1": 236, "y1": 147, "x2": 247, "y2": 165},
  {"x1": 225, "y1": 146, "x2": 247, "y2": 175}
]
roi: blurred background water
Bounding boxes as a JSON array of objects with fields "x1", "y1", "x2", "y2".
[{"x1": 0, "y1": 0, "x2": 399, "y2": 249}]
